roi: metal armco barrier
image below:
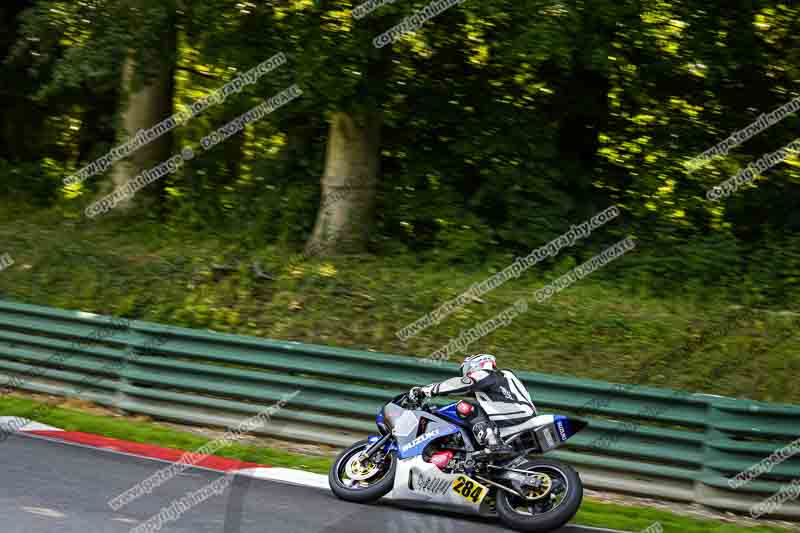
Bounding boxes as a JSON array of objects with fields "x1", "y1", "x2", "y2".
[{"x1": 0, "y1": 299, "x2": 797, "y2": 518}]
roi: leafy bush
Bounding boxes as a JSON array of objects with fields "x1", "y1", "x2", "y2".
[{"x1": 0, "y1": 158, "x2": 62, "y2": 206}]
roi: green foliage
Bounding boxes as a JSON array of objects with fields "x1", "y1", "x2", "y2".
[
  {"x1": 430, "y1": 219, "x2": 494, "y2": 264},
  {"x1": 0, "y1": 158, "x2": 62, "y2": 206},
  {"x1": 745, "y1": 232, "x2": 800, "y2": 304},
  {"x1": 610, "y1": 232, "x2": 745, "y2": 296}
]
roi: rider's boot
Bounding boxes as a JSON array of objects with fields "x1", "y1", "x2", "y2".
[
  {"x1": 485, "y1": 427, "x2": 514, "y2": 456},
  {"x1": 474, "y1": 422, "x2": 513, "y2": 456}
]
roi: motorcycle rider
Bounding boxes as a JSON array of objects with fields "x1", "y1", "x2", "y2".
[{"x1": 408, "y1": 353, "x2": 537, "y2": 456}]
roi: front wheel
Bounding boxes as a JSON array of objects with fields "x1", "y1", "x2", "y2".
[
  {"x1": 329, "y1": 439, "x2": 396, "y2": 503},
  {"x1": 495, "y1": 458, "x2": 583, "y2": 532}
]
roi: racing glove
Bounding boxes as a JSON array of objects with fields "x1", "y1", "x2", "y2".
[{"x1": 408, "y1": 386, "x2": 429, "y2": 402}]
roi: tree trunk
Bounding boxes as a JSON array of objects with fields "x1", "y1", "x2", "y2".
[
  {"x1": 305, "y1": 110, "x2": 381, "y2": 256},
  {"x1": 106, "y1": 23, "x2": 176, "y2": 212}
]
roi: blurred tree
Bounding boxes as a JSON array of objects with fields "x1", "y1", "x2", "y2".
[
  {"x1": 108, "y1": 1, "x2": 178, "y2": 212},
  {"x1": 306, "y1": 110, "x2": 381, "y2": 254}
]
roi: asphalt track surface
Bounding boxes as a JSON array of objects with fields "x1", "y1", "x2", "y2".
[{"x1": 1, "y1": 432, "x2": 620, "y2": 533}]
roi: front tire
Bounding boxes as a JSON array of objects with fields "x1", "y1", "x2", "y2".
[
  {"x1": 495, "y1": 458, "x2": 583, "y2": 532},
  {"x1": 329, "y1": 439, "x2": 396, "y2": 503}
]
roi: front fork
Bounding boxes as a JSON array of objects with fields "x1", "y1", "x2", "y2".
[{"x1": 363, "y1": 433, "x2": 393, "y2": 460}]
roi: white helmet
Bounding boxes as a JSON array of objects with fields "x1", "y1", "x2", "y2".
[{"x1": 460, "y1": 353, "x2": 497, "y2": 377}]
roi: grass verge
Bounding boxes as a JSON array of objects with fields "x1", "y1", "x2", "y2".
[{"x1": 0, "y1": 395, "x2": 795, "y2": 533}]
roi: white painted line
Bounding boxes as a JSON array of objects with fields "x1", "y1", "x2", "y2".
[
  {"x1": 235, "y1": 467, "x2": 396, "y2": 502},
  {"x1": 237, "y1": 467, "x2": 329, "y2": 490},
  {"x1": 0, "y1": 416, "x2": 63, "y2": 432},
  {"x1": 21, "y1": 506, "x2": 66, "y2": 519}
]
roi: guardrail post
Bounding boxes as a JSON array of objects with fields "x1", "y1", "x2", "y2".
[
  {"x1": 111, "y1": 344, "x2": 134, "y2": 413},
  {"x1": 695, "y1": 399, "x2": 727, "y2": 511}
]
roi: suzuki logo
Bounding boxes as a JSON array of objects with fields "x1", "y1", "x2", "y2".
[
  {"x1": 557, "y1": 422, "x2": 568, "y2": 441},
  {"x1": 401, "y1": 429, "x2": 441, "y2": 452}
]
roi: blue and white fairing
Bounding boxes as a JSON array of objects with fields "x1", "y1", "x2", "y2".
[
  {"x1": 374, "y1": 401, "x2": 493, "y2": 515},
  {"x1": 391, "y1": 411, "x2": 462, "y2": 459},
  {"x1": 370, "y1": 403, "x2": 467, "y2": 458},
  {"x1": 507, "y1": 414, "x2": 584, "y2": 450},
  {"x1": 433, "y1": 402, "x2": 471, "y2": 428},
  {"x1": 552, "y1": 415, "x2": 579, "y2": 441}
]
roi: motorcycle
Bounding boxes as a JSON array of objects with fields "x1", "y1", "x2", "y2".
[{"x1": 329, "y1": 392, "x2": 587, "y2": 532}]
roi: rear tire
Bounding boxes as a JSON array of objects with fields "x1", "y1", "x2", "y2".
[
  {"x1": 329, "y1": 439, "x2": 396, "y2": 503},
  {"x1": 495, "y1": 458, "x2": 583, "y2": 532}
]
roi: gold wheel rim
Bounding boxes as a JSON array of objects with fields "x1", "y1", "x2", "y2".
[
  {"x1": 344, "y1": 452, "x2": 380, "y2": 481},
  {"x1": 524, "y1": 473, "x2": 552, "y2": 501}
]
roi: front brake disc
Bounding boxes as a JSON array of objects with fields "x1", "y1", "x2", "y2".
[{"x1": 344, "y1": 452, "x2": 381, "y2": 481}]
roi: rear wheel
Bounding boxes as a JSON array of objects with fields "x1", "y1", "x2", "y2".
[
  {"x1": 495, "y1": 458, "x2": 583, "y2": 532},
  {"x1": 329, "y1": 439, "x2": 396, "y2": 503}
]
